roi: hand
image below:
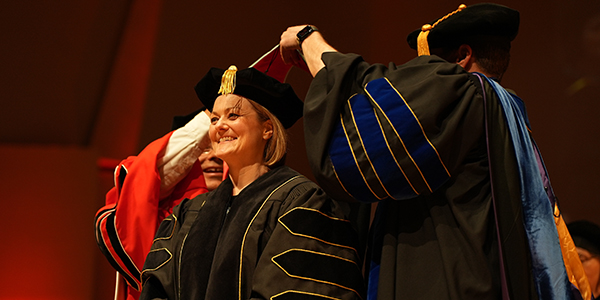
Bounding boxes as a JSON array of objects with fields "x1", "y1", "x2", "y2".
[{"x1": 280, "y1": 25, "x2": 306, "y2": 66}]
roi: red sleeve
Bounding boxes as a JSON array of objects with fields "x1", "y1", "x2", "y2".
[{"x1": 94, "y1": 131, "x2": 208, "y2": 291}]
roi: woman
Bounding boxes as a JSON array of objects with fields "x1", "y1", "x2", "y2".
[{"x1": 139, "y1": 66, "x2": 364, "y2": 300}]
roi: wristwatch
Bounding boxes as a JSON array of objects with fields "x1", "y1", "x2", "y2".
[{"x1": 297, "y1": 25, "x2": 319, "y2": 46}]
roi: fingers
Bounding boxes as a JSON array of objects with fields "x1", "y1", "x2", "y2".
[
  {"x1": 279, "y1": 25, "x2": 305, "y2": 64},
  {"x1": 280, "y1": 45, "x2": 302, "y2": 65}
]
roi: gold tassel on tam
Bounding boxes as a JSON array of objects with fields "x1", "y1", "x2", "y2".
[
  {"x1": 417, "y1": 4, "x2": 467, "y2": 56},
  {"x1": 417, "y1": 24, "x2": 432, "y2": 56},
  {"x1": 218, "y1": 65, "x2": 238, "y2": 95}
]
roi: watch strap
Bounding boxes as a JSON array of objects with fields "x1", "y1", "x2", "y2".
[{"x1": 297, "y1": 25, "x2": 319, "y2": 46}]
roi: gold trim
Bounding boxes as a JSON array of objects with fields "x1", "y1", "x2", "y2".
[
  {"x1": 277, "y1": 207, "x2": 359, "y2": 257},
  {"x1": 330, "y1": 93, "x2": 365, "y2": 201},
  {"x1": 178, "y1": 232, "x2": 190, "y2": 299},
  {"x1": 348, "y1": 98, "x2": 394, "y2": 199},
  {"x1": 271, "y1": 290, "x2": 342, "y2": 300},
  {"x1": 417, "y1": 4, "x2": 467, "y2": 56},
  {"x1": 176, "y1": 198, "x2": 206, "y2": 297},
  {"x1": 140, "y1": 248, "x2": 173, "y2": 282},
  {"x1": 271, "y1": 248, "x2": 363, "y2": 299},
  {"x1": 366, "y1": 78, "x2": 451, "y2": 193},
  {"x1": 339, "y1": 112, "x2": 386, "y2": 200},
  {"x1": 331, "y1": 162, "x2": 357, "y2": 200},
  {"x1": 372, "y1": 104, "x2": 419, "y2": 196},
  {"x1": 239, "y1": 176, "x2": 303, "y2": 300},
  {"x1": 152, "y1": 214, "x2": 178, "y2": 242},
  {"x1": 383, "y1": 78, "x2": 450, "y2": 176}
]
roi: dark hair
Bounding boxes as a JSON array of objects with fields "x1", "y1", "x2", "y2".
[{"x1": 435, "y1": 35, "x2": 512, "y2": 80}]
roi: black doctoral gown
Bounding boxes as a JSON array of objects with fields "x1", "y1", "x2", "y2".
[
  {"x1": 302, "y1": 52, "x2": 543, "y2": 300},
  {"x1": 140, "y1": 165, "x2": 365, "y2": 300}
]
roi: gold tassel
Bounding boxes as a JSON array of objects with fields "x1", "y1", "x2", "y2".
[
  {"x1": 417, "y1": 4, "x2": 467, "y2": 56},
  {"x1": 218, "y1": 65, "x2": 238, "y2": 95},
  {"x1": 417, "y1": 24, "x2": 432, "y2": 56}
]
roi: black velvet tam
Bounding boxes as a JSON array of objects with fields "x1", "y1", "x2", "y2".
[
  {"x1": 194, "y1": 67, "x2": 303, "y2": 129},
  {"x1": 407, "y1": 3, "x2": 520, "y2": 50}
]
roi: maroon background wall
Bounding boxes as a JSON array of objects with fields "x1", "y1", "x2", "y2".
[{"x1": 0, "y1": 1, "x2": 598, "y2": 299}]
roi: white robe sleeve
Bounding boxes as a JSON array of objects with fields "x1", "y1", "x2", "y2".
[{"x1": 157, "y1": 111, "x2": 211, "y2": 198}]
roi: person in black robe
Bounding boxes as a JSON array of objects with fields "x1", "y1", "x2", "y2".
[
  {"x1": 279, "y1": 3, "x2": 589, "y2": 300},
  {"x1": 139, "y1": 66, "x2": 365, "y2": 300}
]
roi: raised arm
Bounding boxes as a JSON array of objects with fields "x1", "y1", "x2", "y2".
[
  {"x1": 158, "y1": 109, "x2": 211, "y2": 198},
  {"x1": 280, "y1": 25, "x2": 337, "y2": 77}
]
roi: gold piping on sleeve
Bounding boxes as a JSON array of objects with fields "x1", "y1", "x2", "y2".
[
  {"x1": 277, "y1": 207, "x2": 359, "y2": 257},
  {"x1": 177, "y1": 232, "x2": 190, "y2": 300},
  {"x1": 271, "y1": 248, "x2": 363, "y2": 299},
  {"x1": 331, "y1": 163, "x2": 357, "y2": 200},
  {"x1": 365, "y1": 78, "x2": 450, "y2": 193},
  {"x1": 140, "y1": 248, "x2": 173, "y2": 282},
  {"x1": 238, "y1": 176, "x2": 302, "y2": 300},
  {"x1": 348, "y1": 99, "x2": 394, "y2": 199},
  {"x1": 372, "y1": 106, "x2": 419, "y2": 195},
  {"x1": 339, "y1": 112, "x2": 385, "y2": 200},
  {"x1": 384, "y1": 78, "x2": 450, "y2": 176},
  {"x1": 366, "y1": 88, "x2": 432, "y2": 192},
  {"x1": 271, "y1": 290, "x2": 342, "y2": 300},
  {"x1": 152, "y1": 214, "x2": 179, "y2": 242}
]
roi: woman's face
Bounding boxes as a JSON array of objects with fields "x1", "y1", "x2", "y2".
[
  {"x1": 577, "y1": 247, "x2": 600, "y2": 294},
  {"x1": 209, "y1": 94, "x2": 272, "y2": 168}
]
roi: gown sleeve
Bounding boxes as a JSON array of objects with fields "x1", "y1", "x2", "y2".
[
  {"x1": 303, "y1": 52, "x2": 484, "y2": 203},
  {"x1": 250, "y1": 179, "x2": 365, "y2": 300}
]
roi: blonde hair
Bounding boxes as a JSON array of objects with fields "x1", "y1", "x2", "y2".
[{"x1": 246, "y1": 99, "x2": 288, "y2": 167}]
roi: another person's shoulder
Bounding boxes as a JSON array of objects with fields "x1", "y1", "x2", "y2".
[
  {"x1": 396, "y1": 55, "x2": 469, "y2": 78},
  {"x1": 384, "y1": 55, "x2": 482, "y2": 97}
]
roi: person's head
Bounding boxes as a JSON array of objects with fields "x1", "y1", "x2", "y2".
[
  {"x1": 195, "y1": 65, "x2": 303, "y2": 170},
  {"x1": 198, "y1": 146, "x2": 223, "y2": 191},
  {"x1": 406, "y1": 3, "x2": 520, "y2": 81},
  {"x1": 568, "y1": 220, "x2": 600, "y2": 295}
]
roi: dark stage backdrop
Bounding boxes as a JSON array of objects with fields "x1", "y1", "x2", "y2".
[{"x1": 1, "y1": 1, "x2": 598, "y2": 299}]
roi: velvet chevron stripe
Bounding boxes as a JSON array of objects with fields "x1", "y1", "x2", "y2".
[
  {"x1": 272, "y1": 249, "x2": 363, "y2": 296},
  {"x1": 366, "y1": 78, "x2": 450, "y2": 193},
  {"x1": 328, "y1": 77, "x2": 450, "y2": 202},
  {"x1": 348, "y1": 92, "x2": 419, "y2": 199},
  {"x1": 329, "y1": 113, "x2": 382, "y2": 203},
  {"x1": 279, "y1": 207, "x2": 359, "y2": 253},
  {"x1": 272, "y1": 290, "x2": 341, "y2": 299}
]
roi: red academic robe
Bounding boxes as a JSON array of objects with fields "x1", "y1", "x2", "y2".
[{"x1": 95, "y1": 132, "x2": 208, "y2": 300}]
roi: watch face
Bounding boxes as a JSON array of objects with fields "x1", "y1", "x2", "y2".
[{"x1": 297, "y1": 26, "x2": 314, "y2": 41}]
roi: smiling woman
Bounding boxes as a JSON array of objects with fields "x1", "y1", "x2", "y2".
[
  {"x1": 139, "y1": 66, "x2": 365, "y2": 300},
  {"x1": 210, "y1": 95, "x2": 272, "y2": 175}
]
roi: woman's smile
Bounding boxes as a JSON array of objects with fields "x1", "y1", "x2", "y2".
[{"x1": 209, "y1": 94, "x2": 270, "y2": 168}]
